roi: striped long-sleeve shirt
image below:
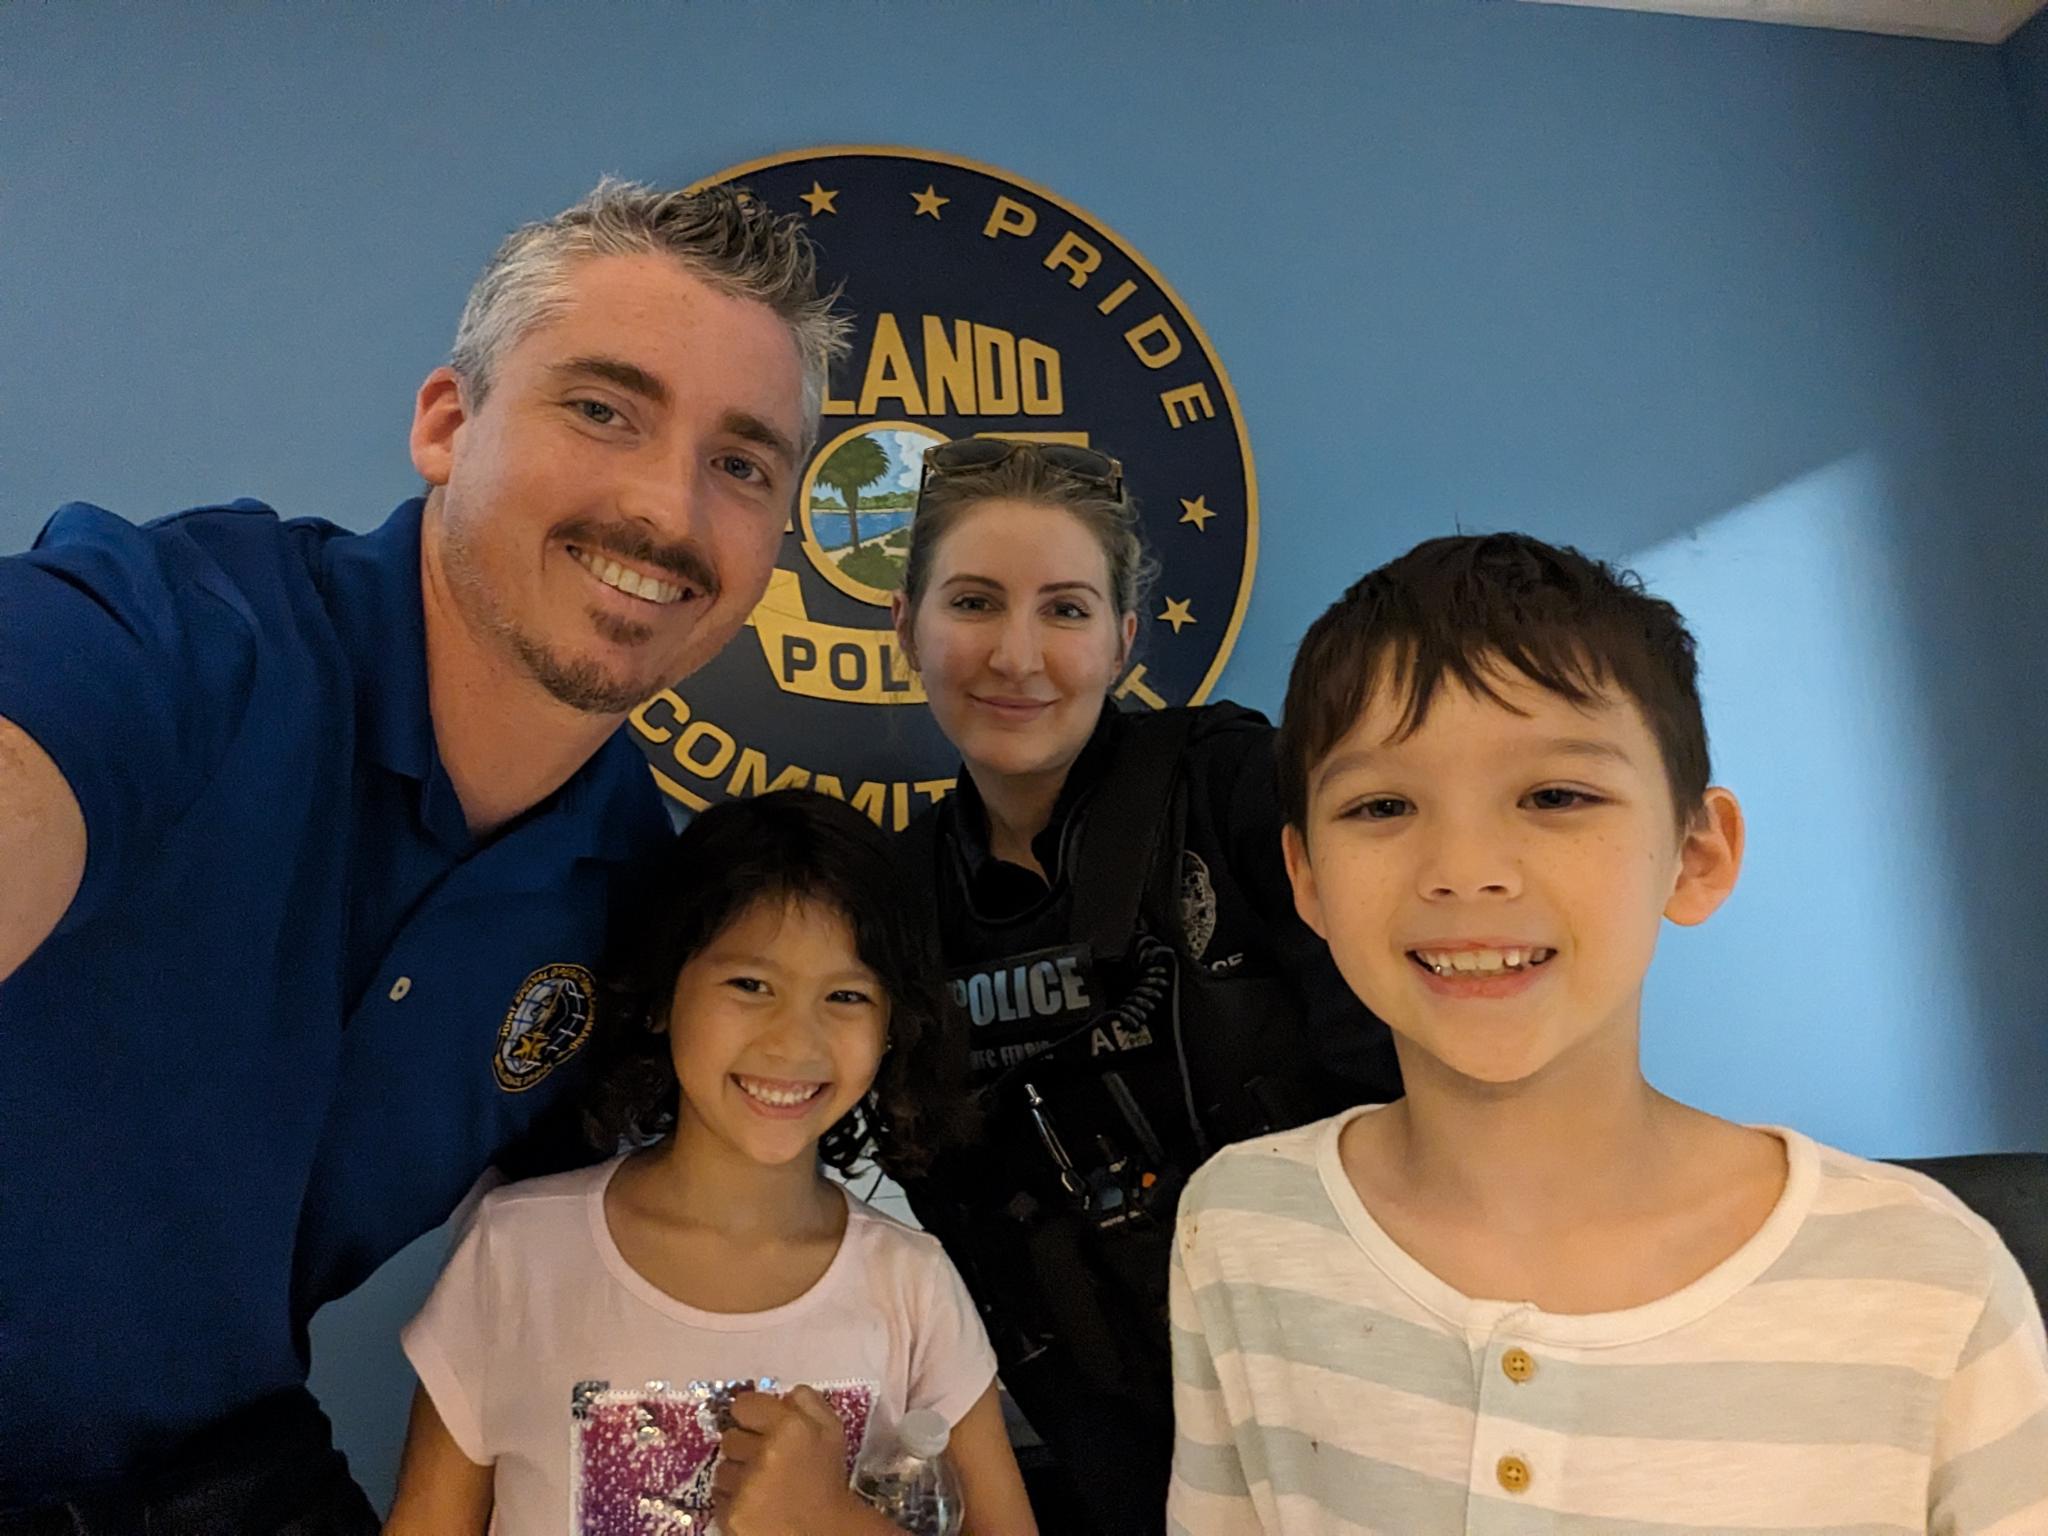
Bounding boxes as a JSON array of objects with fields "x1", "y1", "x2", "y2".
[{"x1": 1169, "y1": 1108, "x2": 2048, "y2": 1535}]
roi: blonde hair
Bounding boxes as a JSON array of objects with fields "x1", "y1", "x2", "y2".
[{"x1": 902, "y1": 446, "x2": 1157, "y2": 621}]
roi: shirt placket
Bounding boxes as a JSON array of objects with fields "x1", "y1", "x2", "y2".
[{"x1": 1466, "y1": 1305, "x2": 1547, "y2": 1532}]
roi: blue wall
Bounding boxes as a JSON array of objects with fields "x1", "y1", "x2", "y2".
[
  {"x1": 2005, "y1": 7, "x2": 2048, "y2": 190},
  {"x1": 6, "y1": 0, "x2": 2045, "y2": 1510}
]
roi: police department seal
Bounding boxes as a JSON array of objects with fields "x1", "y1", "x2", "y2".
[
  {"x1": 494, "y1": 963, "x2": 597, "y2": 1092},
  {"x1": 629, "y1": 146, "x2": 1258, "y2": 827}
]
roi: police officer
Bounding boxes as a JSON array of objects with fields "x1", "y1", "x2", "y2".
[
  {"x1": 0, "y1": 181, "x2": 844, "y2": 1530},
  {"x1": 887, "y1": 439, "x2": 1402, "y2": 1535}
]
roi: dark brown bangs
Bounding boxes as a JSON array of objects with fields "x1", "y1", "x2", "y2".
[{"x1": 1278, "y1": 534, "x2": 1710, "y2": 830}]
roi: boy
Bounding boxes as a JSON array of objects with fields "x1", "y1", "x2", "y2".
[{"x1": 1167, "y1": 534, "x2": 2048, "y2": 1534}]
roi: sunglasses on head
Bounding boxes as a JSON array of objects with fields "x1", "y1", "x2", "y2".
[{"x1": 916, "y1": 438, "x2": 1126, "y2": 502}]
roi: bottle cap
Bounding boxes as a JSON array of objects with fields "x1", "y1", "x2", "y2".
[{"x1": 897, "y1": 1407, "x2": 950, "y2": 1459}]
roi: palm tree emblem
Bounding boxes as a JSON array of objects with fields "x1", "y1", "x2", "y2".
[
  {"x1": 798, "y1": 424, "x2": 942, "y2": 607},
  {"x1": 813, "y1": 434, "x2": 889, "y2": 555}
]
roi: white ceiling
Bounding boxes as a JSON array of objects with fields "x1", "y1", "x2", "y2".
[{"x1": 1517, "y1": 0, "x2": 2048, "y2": 44}]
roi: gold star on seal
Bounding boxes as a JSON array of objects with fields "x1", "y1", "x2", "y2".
[
  {"x1": 1179, "y1": 495, "x2": 1217, "y2": 531},
  {"x1": 911, "y1": 184, "x2": 950, "y2": 219},
  {"x1": 1158, "y1": 597, "x2": 1196, "y2": 634},
  {"x1": 799, "y1": 181, "x2": 839, "y2": 216}
]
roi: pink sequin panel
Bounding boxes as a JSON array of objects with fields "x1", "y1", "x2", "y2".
[{"x1": 570, "y1": 1377, "x2": 877, "y2": 1535}]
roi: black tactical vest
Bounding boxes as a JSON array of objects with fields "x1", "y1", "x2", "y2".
[{"x1": 898, "y1": 710, "x2": 1357, "y2": 1536}]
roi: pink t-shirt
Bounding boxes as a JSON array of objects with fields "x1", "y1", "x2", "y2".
[{"x1": 402, "y1": 1156, "x2": 997, "y2": 1536}]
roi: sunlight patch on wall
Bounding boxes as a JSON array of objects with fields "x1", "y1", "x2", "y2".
[{"x1": 1628, "y1": 453, "x2": 1989, "y2": 1156}]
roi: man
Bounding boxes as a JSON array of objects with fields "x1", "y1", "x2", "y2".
[{"x1": 0, "y1": 179, "x2": 846, "y2": 1530}]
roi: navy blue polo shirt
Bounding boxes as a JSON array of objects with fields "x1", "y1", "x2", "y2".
[{"x1": 0, "y1": 497, "x2": 670, "y2": 1506}]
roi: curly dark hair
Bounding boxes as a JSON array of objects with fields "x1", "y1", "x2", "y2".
[{"x1": 582, "y1": 789, "x2": 974, "y2": 1178}]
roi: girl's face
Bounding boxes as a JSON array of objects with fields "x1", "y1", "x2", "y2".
[
  {"x1": 663, "y1": 897, "x2": 890, "y2": 1169},
  {"x1": 895, "y1": 498, "x2": 1138, "y2": 790}
]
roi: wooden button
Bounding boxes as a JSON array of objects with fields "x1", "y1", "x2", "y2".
[
  {"x1": 388, "y1": 976, "x2": 412, "y2": 1001},
  {"x1": 1496, "y1": 1455, "x2": 1532, "y2": 1494},
  {"x1": 1502, "y1": 1347, "x2": 1536, "y2": 1383}
]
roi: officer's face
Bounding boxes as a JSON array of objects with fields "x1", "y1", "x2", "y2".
[
  {"x1": 897, "y1": 498, "x2": 1137, "y2": 791},
  {"x1": 413, "y1": 251, "x2": 807, "y2": 714},
  {"x1": 661, "y1": 897, "x2": 890, "y2": 1170},
  {"x1": 1284, "y1": 668, "x2": 1741, "y2": 1093}
]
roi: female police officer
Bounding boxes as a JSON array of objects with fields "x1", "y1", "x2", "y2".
[{"x1": 888, "y1": 439, "x2": 1401, "y2": 1535}]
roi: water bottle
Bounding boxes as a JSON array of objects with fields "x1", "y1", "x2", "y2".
[{"x1": 851, "y1": 1407, "x2": 964, "y2": 1536}]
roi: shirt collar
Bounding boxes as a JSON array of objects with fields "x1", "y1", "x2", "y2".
[
  {"x1": 323, "y1": 497, "x2": 436, "y2": 784},
  {"x1": 321, "y1": 497, "x2": 662, "y2": 867},
  {"x1": 491, "y1": 728, "x2": 671, "y2": 881}
]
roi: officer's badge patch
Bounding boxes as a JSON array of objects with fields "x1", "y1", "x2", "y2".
[
  {"x1": 1180, "y1": 850, "x2": 1218, "y2": 960},
  {"x1": 494, "y1": 963, "x2": 597, "y2": 1092}
]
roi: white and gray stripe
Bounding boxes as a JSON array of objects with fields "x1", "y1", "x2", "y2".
[{"x1": 1169, "y1": 1110, "x2": 2048, "y2": 1535}]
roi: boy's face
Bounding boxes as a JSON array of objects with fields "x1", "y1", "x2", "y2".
[{"x1": 1284, "y1": 665, "x2": 1743, "y2": 1090}]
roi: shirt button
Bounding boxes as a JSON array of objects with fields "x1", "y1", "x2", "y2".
[
  {"x1": 388, "y1": 976, "x2": 412, "y2": 1001},
  {"x1": 1502, "y1": 1347, "x2": 1536, "y2": 1383},
  {"x1": 1496, "y1": 1455, "x2": 1532, "y2": 1494}
]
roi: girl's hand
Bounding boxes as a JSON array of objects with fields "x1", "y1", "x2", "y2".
[{"x1": 715, "y1": 1386, "x2": 896, "y2": 1536}]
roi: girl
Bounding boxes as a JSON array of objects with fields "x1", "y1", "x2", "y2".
[
  {"x1": 887, "y1": 439, "x2": 1403, "y2": 1536},
  {"x1": 384, "y1": 790, "x2": 1037, "y2": 1536}
]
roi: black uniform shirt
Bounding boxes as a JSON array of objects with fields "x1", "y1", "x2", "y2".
[
  {"x1": 930, "y1": 699, "x2": 1399, "y2": 1094},
  {"x1": 943, "y1": 702, "x2": 1114, "y2": 921},
  {"x1": 905, "y1": 699, "x2": 1398, "y2": 1536}
]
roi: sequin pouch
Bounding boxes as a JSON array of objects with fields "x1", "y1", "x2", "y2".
[{"x1": 567, "y1": 1376, "x2": 877, "y2": 1535}]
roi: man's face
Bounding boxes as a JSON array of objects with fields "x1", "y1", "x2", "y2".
[
  {"x1": 1284, "y1": 666, "x2": 1741, "y2": 1090},
  {"x1": 413, "y1": 251, "x2": 807, "y2": 714}
]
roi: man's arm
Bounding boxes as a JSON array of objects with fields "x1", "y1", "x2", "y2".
[
  {"x1": 1, "y1": 506, "x2": 253, "y2": 983},
  {"x1": 0, "y1": 716, "x2": 85, "y2": 985}
]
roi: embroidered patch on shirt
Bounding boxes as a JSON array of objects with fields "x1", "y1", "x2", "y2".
[
  {"x1": 493, "y1": 963, "x2": 597, "y2": 1092},
  {"x1": 569, "y1": 1377, "x2": 876, "y2": 1533}
]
